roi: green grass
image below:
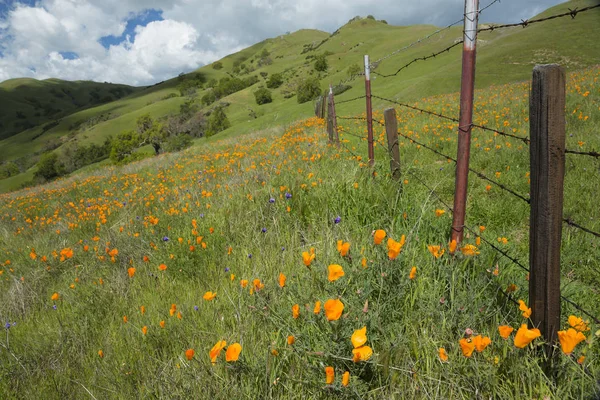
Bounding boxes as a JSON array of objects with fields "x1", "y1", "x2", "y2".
[
  {"x1": 0, "y1": 62, "x2": 598, "y2": 398},
  {"x1": 2, "y1": 0, "x2": 599, "y2": 193}
]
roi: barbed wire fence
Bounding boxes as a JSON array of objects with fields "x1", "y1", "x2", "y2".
[{"x1": 316, "y1": 0, "x2": 600, "y2": 350}]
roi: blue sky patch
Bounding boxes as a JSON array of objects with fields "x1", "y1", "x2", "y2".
[
  {"x1": 99, "y1": 8, "x2": 163, "y2": 49},
  {"x1": 59, "y1": 51, "x2": 79, "y2": 60}
]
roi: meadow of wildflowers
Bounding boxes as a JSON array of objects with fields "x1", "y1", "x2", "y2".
[{"x1": 0, "y1": 67, "x2": 598, "y2": 399}]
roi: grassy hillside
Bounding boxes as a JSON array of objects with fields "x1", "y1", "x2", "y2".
[
  {"x1": 0, "y1": 78, "x2": 141, "y2": 141},
  {"x1": 0, "y1": 63, "x2": 598, "y2": 398},
  {"x1": 0, "y1": 0, "x2": 599, "y2": 194}
]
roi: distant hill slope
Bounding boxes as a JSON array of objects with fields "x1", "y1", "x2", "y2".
[
  {"x1": 0, "y1": 78, "x2": 142, "y2": 141},
  {"x1": 0, "y1": 0, "x2": 598, "y2": 193}
]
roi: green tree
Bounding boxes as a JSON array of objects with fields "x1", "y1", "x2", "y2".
[
  {"x1": 206, "y1": 107, "x2": 231, "y2": 137},
  {"x1": 34, "y1": 152, "x2": 65, "y2": 180},
  {"x1": 297, "y1": 77, "x2": 322, "y2": 104},
  {"x1": 314, "y1": 55, "x2": 328, "y2": 72},
  {"x1": 347, "y1": 64, "x2": 361, "y2": 79},
  {"x1": 110, "y1": 130, "x2": 140, "y2": 164},
  {"x1": 254, "y1": 88, "x2": 273, "y2": 105},
  {"x1": 212, "y1": 61, "x2": 223, "y2": 70},
  {"x1": 266, "y1": 73, "x2": 284, "y2": 89},
  {"x1": 136, "y1": 114, "x2": 166, "y2": 155},
  {"x1": 0, "y1": 161, "x2": 20, "y2": 179}
]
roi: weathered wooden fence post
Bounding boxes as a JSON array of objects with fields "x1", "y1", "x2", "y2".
[
  {"x1": 529, "y1": 64, "x2": 566, "y2": 350},
  {"x1": 326, "y1": 91, "x2": 334, "y2": 143},
  {"x1": 329, "y1": 85, "x2": 339, "y2": 146},
  {"x1": 450, "y1": 0, "x2": 479, "y2": 244},
  {"x1": 384, "y1": 108, "x2": 401, "y2": 180},
  {"x1": 364, "y1": 55, "x2": 375, "y2": 167}
]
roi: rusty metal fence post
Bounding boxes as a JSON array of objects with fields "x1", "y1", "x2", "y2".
[
  {"x1": 364, "y1": 55, "x2": 375, "y2": 167},
  {"x1": 529, "y1": 64, "x2": 566, "y2": 351},
  {"x1": 451, "y1": 0, "x2": 480, "y2": 244}
]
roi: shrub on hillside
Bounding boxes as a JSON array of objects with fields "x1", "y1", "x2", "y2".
[
  {"x1": 0, "y1": 162, "x2": 20, "y2": 179},
  {"x1": 34, "y1": 152, "x2": 65, "y2": 181},
  {"x1": 314, "y1": 55, "x2": 328, "y2": 72},
  {"x1": 163, "y1": 134, "x2": 192, "y2": 153},
  {"x1": 110, "y1": 130, "x2": 140, "y2": 164},
  {"x1": 266, "y1": 73, "x2": 283, "y2": 89},
  {"x1": 254, "y1": 88, "x2": 273, "y2": 105},
  {"x1": 212, "y1": 61, "x2": 223, "y2": 70},
  {"x1": 206, "y1": 107, "x2": 231, "y2": 137},
  {"x1": 297, "y1": 78, "x2": 322, "y2": 104}
]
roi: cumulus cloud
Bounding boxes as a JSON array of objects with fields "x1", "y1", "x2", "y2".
[{"x1": 0, "y1": 0, "x2": 566, "y2": 86}]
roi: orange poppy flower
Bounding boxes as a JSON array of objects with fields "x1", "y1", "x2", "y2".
[
  {"x1": 513, "y1": 324, "x2": 541, "y2": 348},
  {"x1": 98, "y1": 350, "x2": 104, "y2": 358},
  {"x1": 324, "y1": 299, "x2": 344, "y2": 321},
  {"x1": 342, "y1": 371, "x2": 350, "y2": 387},
  {"x1": 160, "y1": 320, "x2": 165, "y2": 328},
  {"x1": 337, "y1": 241, "x2": 350, "y2": 257},
  {"x1": 352, "y1": 346, "x2": 373, "y2": 362},
  {"x1": 128, "y1": 267, "x2": 136, "y2": 278},
  {"x1": 140, "y1": 305, "x2": 146, "y2": 315},
  {"x1": 302, "y1": 251, "x2": 316, "y2": 267},
  {"x1": 287, "y1": 335, "x2": 295, "y2": 345},
  {"x1": 448, "y1": 240, "x2": 457, "y2": 254},
  {"x1": 253, "y1": 279, "x2": 264, "y2": 291},
  {"x1": 387, "y1": 236, "x2": 406, "y2": 260},
  {"x1": 498, "y1": 325, "x2": 514, "y2": 339},
  {"x1": 459, "y1": 338, "x2": 475, "y2": 357},
  {"x1": 203, "y1": 291, "x2": 217, "y2": 301},
  {"x1": 143, "y1": 255, "x2": 150, "y2": 262},
  {"x1": 123, "y1": 316, "x2": 128, "y2": 323},
  {"x1": 427, "y1": 245, "x2": 445, "y2": 259},
  {"x1": 439, "y1": 347, "x2": 448, "y2": 362},
  {"x1": 361, "y1": 257, "x2": 367, "y2": 268},
  {"x1": 278, "y1": 273, "x2": 286, "y2": 288},
  {"x1": 473, "y1": 335, "x2": 491, "y2": 352},
  {"x1": 409, "y1": 266, "x2": 417, "y2": 280},
  {"x1": 351, "y1": 326, "x2": 367, "y2": 349},
  {"x1": 141, "y1": 326, "x2": 148, "y2": 335},
  {"x1": 557, "y1": 328, "x2": 586, "y2": 354},
  {"x1": 460, "y1": 244, "x2": 480, "y2": 256},
  {"x1": 373, "y1": 229, "x2": 386, "y2": 245},
  {"x1": 327, "y1": 264, "x2": 345, "y2": 282},
  {"x1": 568, "y1": 315, "x2": 589, "y2": 332},
  {"x1": 518, "y1": 300, "x2": 531, "y2": 318},
  {"x1": 185, "y1": 349, "x2": 195, "y2": 360},
  {"x1": 51, "y1": 292, "x2": 59, "y2": 301},
  {"x1": 158, "y1": 263, "x2": 167, "y2": 271},
  {"x1": 313, "y1": 301, "x2": 321, "y2": 314},
  {"x1": 292, "y1": 304, "x2": 300, "y2": 319},
  {"x1": 240, "y1": 279, "x2": 249, "y2": 288},
  {"x1": 225, "y1": 343, "x2": 242, "y2": 362},
  {"x1": 209, "y1": 340, "x2": 227, "y2": 363},
  {"x1": 435, "y1": 209, "x2": 445, "y2": 217},
  {"x1": 325, "y1": 366, "x2": 335, "y2": 384}
]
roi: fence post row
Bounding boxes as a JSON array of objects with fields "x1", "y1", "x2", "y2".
[
  {"x1": 364, "y1": 55, "x2": 375, "y2": 167},
  {"x1": 451, "y1": 0, "x2": 479, "y2": 244},
  {"x1": 529, "y1": 64, "x2": 566, "y2": 351},
  {"x1": 383, "y1": 108, "x2": 401, "y2": 180},
  {"x1": 329, "y1": 85, "x2": 339, "y2": 145}
]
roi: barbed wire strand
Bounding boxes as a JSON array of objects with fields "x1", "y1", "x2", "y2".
[
  {"x1": 563, "y1": 218, "x2": 600, "y2": 239},
  {"x1": 477, "y1": 4, "x2": 600, "y2": 33},
  {"x1": 335, "y1": 95, "x2": 366, "y2": 105},
  {"x1": 565, "y1": 149, "x2": 600, "y2": 158}
]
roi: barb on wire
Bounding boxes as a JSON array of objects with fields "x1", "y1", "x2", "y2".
[
  {"x1": 371, "y1": 41, "x2": 463, "y2": 78},
  {"x1": 565, "y1": 149, "x2": 600, "y2": 158},
  {"x1": 561, "y1": 296, "x2": 600, "y2": 325},
  {"x1": 563, "y1": 218, "x2": 600, "y2": 239},
  {"x1": 470, "y1": 123, "x2": 530, "y2": 144},
  {"x1": 336, "y1": 95, "x2": 366, "y2": 105},
  {"x1": 478, "y1": 4, "x2": 600, "y2": 33}
]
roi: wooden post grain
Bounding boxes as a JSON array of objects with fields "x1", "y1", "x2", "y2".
[
  {"x1": 326, "y1": 90, "x2": 334, "y2": 143},
  {"x1": 529, "y1": 64, "x2": 566, "y2": 349},
  {"x1": 383, "y1": 108, "x2": 401, "y2": 180}
]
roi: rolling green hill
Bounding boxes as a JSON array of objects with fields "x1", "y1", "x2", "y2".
[
  {"x1": 0, "y1": 0, "x2": 599, "y2": 193},
  {"x1": 0, "y1": 78, "x2": 141, "y2": 141}
]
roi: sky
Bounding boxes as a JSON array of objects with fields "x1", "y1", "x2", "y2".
[{"x1": 0, "y1": 0, "x2": 566, "y2": 86}]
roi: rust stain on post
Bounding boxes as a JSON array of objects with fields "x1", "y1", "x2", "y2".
[{"x1": 451, "y1": 0, "x2": 479, "y2": 244}]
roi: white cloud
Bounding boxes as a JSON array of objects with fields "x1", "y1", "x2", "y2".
[{"x1": 0, "y1": 0, "x2": 567, "y2": 86}]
